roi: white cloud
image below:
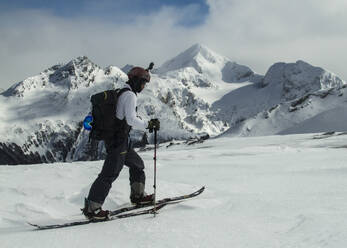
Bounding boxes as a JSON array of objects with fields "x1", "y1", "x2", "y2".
[
  {"x1": 0, "y1": 0, "x2": 346, "y2": 89},
  {"x1": 200, "y1": 0, "x2": 347, "y2": 75},
  {"x1": 0, "y1": 6, "x2": 199, "y2": 88}
]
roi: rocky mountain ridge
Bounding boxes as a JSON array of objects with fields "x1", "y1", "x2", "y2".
[{"x1": 0, "y1": 44, "x2": 345, "y2": 165}]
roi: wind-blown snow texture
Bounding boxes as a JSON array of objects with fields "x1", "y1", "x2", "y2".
[
  {"x1": 1, "y1": 134, "x2": 347, "y2": 247},
  {"x1": 0, "y1": 44, "x2": 346, "y2": 164}
]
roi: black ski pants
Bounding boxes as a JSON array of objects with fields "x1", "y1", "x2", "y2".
[{"x1": 87, "y1": 137, "x2": 145, "y2": 205}]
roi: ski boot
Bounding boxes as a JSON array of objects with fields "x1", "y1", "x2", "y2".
[
  {"x1": 130, "y1": 182, "x2": 155, "y2": 205},
  {"x1": 130, "y1": 193, "x2": 155, "y2": 205},
  {"x1": 82, "y1": 198, "x2": 110, "y2": 220}
]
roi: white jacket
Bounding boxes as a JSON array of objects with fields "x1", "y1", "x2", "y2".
[{"x1": 116, "y1": 85, "x2": 147, "y2": 131}]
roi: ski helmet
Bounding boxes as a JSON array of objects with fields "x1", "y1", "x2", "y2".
[
  {"x1": 127, "y1": 67, "x2": 150, "y2": 93},
  {"x1": 127, "y1": 63, "x2": 154, "y2": 93},
  {"x1": 128, "y1": 67, "x2": 150, "y2": 82}
]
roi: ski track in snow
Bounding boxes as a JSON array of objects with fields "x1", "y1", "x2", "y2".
[{"x1": 1, "y1": 133, "x2": 347, "y2": 247}]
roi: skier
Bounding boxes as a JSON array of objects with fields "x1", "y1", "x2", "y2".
[{"x1": 83, "y1": 66, "x2": 160, "y2": 220}]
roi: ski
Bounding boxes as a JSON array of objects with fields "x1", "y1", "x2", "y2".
[
  {"x1": 28, "y1": 203, "x2": 167, "y2": 230},
  {"x1": 28, "y1": 186, "x2": 205, "y2": 230},
  {"x1": 110, "y1": 186, "x2": 205, "y2": 216}
]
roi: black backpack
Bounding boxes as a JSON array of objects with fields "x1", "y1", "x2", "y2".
[{"x1": 89, "y1": 88, "x2": 130, "y2": 141}]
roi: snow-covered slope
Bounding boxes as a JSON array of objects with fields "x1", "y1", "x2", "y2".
[
  {"x1": 279, "y1": 106, "x2": 347, "y2": 135},
  {"x1": 1, "y1": 134, "x2": 347, "y2": 247},
  {"x1": 222, "y1": 85, "x2": 347, "y2": 137},
  {"x1": 215, "y1": 60, "x2": 346, "y2": 136}
]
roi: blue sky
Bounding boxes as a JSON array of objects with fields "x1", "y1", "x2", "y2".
[
  {"x1": 0, "y1": 0, "x2": 209, "y2": 27},
  {"x1": 0, "y1": 0, "x2": 346, "y2": 90}
]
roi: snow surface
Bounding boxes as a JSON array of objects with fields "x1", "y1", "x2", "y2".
[
  {"x1": 223, "y1": 86, "x2": 347, "y2": 137},
  {"x1": 279, "y1": 106, "x2": 347, "y2": 135},
  {"x1": 1, "y1": 133, "x2": 347, "y2": 247}
]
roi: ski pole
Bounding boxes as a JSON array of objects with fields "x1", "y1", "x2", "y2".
[{"x1": 153, "y1": 128, "x2": 157, "y2": 216}]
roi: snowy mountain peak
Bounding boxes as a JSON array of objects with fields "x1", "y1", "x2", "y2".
[
  {"x1": 47, "y1": 56, "x2": 99, "y2": 81},
  {"x1": 1, "y1": 56, "x2": 103, "y2": 97},
  {"x1": 157, "y1": 43, "x2": 227, "y2": 75},
  {"x1": 262, "y1": 60, "x2": 345, "y2": 101},
  {"x1": 71, "y1": 56, "x2": 95, "y2": 66},
  {"x1": 180, "y1": 43, "x2": 220, "y2": 64},
  {"x1": 157, "y1": 43, "x2": 256, "y2": 83},
  {"x1": 49, "y1": 55, "x2": 102, "y2": 90}
]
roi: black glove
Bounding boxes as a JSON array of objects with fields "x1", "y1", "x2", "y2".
[{"x1": 147, "y1": 119, "x2": 160, "y2": 133}]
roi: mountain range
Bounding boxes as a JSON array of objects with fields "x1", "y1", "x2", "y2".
[{"x1": 0, "y1": 43, "x2": 345, "y2": 165}]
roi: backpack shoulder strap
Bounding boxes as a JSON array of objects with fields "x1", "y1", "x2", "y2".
[{"x1": 117, "y1": 87, "x2": 131, "y2": 97}]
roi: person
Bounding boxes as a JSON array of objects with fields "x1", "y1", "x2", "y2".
[{"x1": 82, "y1": 66, "x2": 160, "y2": 220}]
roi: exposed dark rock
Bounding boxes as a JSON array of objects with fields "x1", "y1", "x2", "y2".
[{"x1": 0, "y1": 142, "x2": 43, "y2": 165}]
